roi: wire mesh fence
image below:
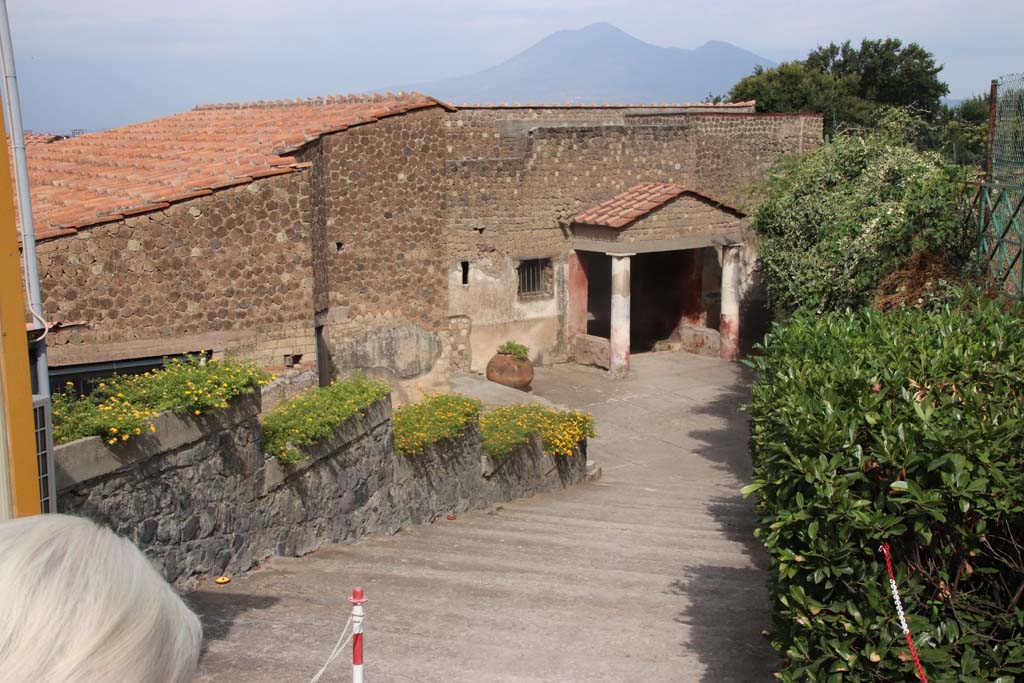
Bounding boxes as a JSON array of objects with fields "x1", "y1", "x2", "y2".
[
  {"x1": 977, "y1": 73, "x2": 1024, "y2": 298},
  {"x1": 991, "y1": 72, "x2": 1024, "y2": 187}
]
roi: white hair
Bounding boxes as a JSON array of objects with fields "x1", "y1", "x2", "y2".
[{"x1": 0, "y1": 514, "x2": 202, "y2": 683}]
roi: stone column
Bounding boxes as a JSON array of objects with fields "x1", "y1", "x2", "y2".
[
  {"x1": 609, "y1": 253, "x2": 632, "y2": 376},
  {"x1": 720, "y1": 244, "x2": 741, "y2": 361}
]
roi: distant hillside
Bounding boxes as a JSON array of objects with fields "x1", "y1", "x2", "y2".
[{"x1": 406, "y1": 23, "x2": 774, "y2": 104}]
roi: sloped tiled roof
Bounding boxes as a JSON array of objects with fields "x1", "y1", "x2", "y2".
[
  {"x1": 22, "y1": 92, "x2": 448, "y2": 240},
  {"x1": 455, "y1": 100, "x2": 757, "y2": 109},
  {"x1": 23, "y1": 132, "x2": 64, "y2": 145},
  {"x1": 572, "y1": 182, "x2": 744, "y2": 228}
]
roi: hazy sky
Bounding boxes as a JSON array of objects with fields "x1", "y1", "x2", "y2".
[{"x1": 8, "y1": 0, "x2": 1023, "y2": 133}]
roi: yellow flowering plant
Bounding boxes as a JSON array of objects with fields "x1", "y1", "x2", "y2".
[
  {"x1": 391, "y1": 394, "x2": 595, "y2": 459},
  {"x1": 52, "y1": 355, "x2": 271, "y2": 445},
  {"x1": 392, "y1": 393, "x2": 482, "y2": 456},
  {"x1": 261, "y1": 375, "x2": 390, "y2": 464},
  {"x1": 480, "y1": 404, "x2": 594, "y2": 458}
]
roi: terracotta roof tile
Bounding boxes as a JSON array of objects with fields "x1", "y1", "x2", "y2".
[
  {"x1": 22, "y1": 132, "x2": 65, "y2": 145},
  {"x1": 17, "y1": 92, "x2": 445, "y2": 237},
  {"x1": 572, "y1": 182, "x2": 745, "y2": 228}
]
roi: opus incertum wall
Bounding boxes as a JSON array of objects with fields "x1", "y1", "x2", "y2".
[{"x1": 55, "y1": 393, "x2": 588, "y2": 587}]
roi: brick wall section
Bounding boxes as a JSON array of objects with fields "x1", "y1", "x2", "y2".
[
  {"x1": 687, "y1": 114, "x2": 820, "y2": 205},
  {"x1": 447, "y1": 124, "x2": 694, "y2": 265},
  {"x1": 446, "y1": 114, "x2": 822, "y2": 265},
  {"x1": 39, "y1": 172, "x2": 315, "y2": 367},
  {"x1": 318, "y1": 108, "x2": 448, "y2": 331},
  {"x1": 445, "y1": 105, "x2": 757, "y2": 160}
]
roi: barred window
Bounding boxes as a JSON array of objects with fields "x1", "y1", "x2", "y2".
[{"x1": 518, "y1": 258, "x2": 551, "y2": 296}]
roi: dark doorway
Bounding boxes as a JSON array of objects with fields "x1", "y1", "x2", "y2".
[
  {"x1": 630, "y1": 250, "x2": 708, "y2": 353},
  {"x1": 631, "y1": 251, "x2": 688, "y2": 352},
  {"x1": 581, "y1": 251, "x2": 611, "y2": 338}
]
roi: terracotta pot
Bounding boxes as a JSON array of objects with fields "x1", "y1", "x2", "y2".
[{"x1": 485, "y1": 352, "x2": 534, "y2": 391}]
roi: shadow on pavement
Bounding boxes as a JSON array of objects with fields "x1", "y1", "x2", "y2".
[
  {"x1": 674, "y1": 361, "x2": 778, "y2": 681},
  {"x1": 187, "y1": 590, "x2": 280, "y2": 647},
  {"x1": 670, "y1": 565, "x2": 776, "y2": 682},
  {"x1": 685, "y1": 364, "x2": 754, "y2": 484}
]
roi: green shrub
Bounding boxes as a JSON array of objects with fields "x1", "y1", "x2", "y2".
[
  {"x1": 392, "y1": 393, "x2": 481, "y2": 455},
  {"x1": 480, "y1": 404, "x2": 595, "y2": 458},
  {"x1": 753, "y1": 108, "x2": 973, "y2": 318},
  {"x1": 498, "y1": 340, "x2": 530, "y2": 361},
  {"x1": 52, "y1": 356, "x2": 270, "y2": 445},
  {"x1": 746, "y1": 292, "x2": 1024, "y2": 681},
  {"x1": 262, "y1": 376, "x2": 390, "y2": 464}
]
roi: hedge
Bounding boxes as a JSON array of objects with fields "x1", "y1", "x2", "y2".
[{"x1": 746, "y1": 293, "x2": 1024, "y2": 682}]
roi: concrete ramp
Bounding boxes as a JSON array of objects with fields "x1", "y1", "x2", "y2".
[{"x1": 191, "y1": 352, "x2": 774, "y2": 682}]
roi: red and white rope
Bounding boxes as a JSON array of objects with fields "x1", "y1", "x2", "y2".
[{"x1": 880, "y1": 542, "x2": 928, "y2": 682}]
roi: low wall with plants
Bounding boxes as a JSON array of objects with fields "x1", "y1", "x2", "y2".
[
  {"x1": 57, "y1": 392, "x2": 271, "y2": 584},
  {"x1": 390, "y1": 398, "x2": 590, "y2": 523},
  {"x1": 746, "y1": 294, "x2": 1024, "y2": 681},
  {"x1": 55, "y1": 367, "x2": 591, "y2": 587}
]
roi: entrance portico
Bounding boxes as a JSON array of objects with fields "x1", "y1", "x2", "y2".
[{"x1": 566, "y1": 182, "x2": 747, "y2": 375}]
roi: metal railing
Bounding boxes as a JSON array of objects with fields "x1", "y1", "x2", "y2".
[{"x1": 32, "y1": 396, "x2": 55, "y2": 512}]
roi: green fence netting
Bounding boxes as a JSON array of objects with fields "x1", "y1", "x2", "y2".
[{"x1": 978, "y1": 73, "x2": 1024, "y2": 298}]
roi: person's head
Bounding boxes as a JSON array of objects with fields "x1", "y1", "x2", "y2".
[{"x1": 0, "y1": 513, "x2": 202, "y2": 682}]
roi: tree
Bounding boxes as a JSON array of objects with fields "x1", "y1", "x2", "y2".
[
  {"x1": 730, "y1": 62, "x2": 872, "y2": 133},
  {"x1": 805, "y1": 39, "x2": 948, "y2": 114},
  {"x1": 730, "y1": 38, "x2": 950, "y2": 135}
]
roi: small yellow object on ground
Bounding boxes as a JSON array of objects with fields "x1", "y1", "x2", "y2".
[{"x1": 215, "y1": 576, "x2": 231, "y2": 585}]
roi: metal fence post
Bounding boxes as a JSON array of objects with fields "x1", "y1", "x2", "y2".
[{"x1": 987, "y1": 79, "x2": 998, "y2": 183}]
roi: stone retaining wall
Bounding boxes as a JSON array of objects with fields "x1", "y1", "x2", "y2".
[{"x1": 56, "y1": 393, "x2": 587, "y2": 587}]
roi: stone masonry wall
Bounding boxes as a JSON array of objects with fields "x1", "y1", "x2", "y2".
[
  {"x1": 318, "y1": 108, "x2": 448, "y2": 330},
  {"x1": 446, "y1": 113, "x2": 821, "y2": 262},
  {"x1": 56, "y1": 393, "x2": 587, "y2": 587},
  {"x1": 308, "y1": 108, "x2": 451, "y2": 394},
  {"x1": 445, "y1": 105, "x2": 757, "y2": 160},
  {"x1": 39, "y1": 172, "x2": 315, "y2": 369}
]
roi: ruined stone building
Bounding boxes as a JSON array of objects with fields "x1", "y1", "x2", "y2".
[{"x1": 22, "y1": 93, "x2": 821, "y2": 396}]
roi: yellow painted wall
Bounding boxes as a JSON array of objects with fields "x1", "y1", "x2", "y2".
[{"x1": 0, "y1": 115, "x2": 41, "y2": 517}]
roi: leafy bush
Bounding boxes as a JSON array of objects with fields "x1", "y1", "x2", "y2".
[
  {"x1": 262, "y1": 376, "x2": 390, "y2": 464},
  {"x1": 392, "y1": 393, "x2": 481, "y2": 456},
  {"x1": 52, "y1": 356, "x2": 271, "y2": 445},
  {"x1": 480, "y1": 404, "x2": 595, "y2": 458},
  {"x1": 753, "y1": 109, "x2": 973, "y2": 318},
  {"x1": 746, "y1": 292, "x2": 1024, "y2": 681},
  {"x1": 498, "y1": 340, "x2": 530, "y2": 361}
]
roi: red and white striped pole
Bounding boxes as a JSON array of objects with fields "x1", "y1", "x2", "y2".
[
  {"x1": 350, "y1": 587, "x2": 367, "y2": 683},
  {"x1": 880, "y1": 543, "x2": 928, "y2": 682}
]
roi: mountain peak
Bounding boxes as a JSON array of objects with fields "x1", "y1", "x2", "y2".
[
  {"x1": 577, "y1": 22, "x2": 630, "y2": 35},
  {"x1": 405, "y1": 27, "x2": 774, "y2": 105}
]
